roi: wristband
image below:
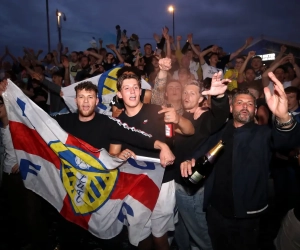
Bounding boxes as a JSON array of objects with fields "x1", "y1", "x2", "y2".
[{"x1": 275, "y1": 112, "x2": 295, "y2": 128}]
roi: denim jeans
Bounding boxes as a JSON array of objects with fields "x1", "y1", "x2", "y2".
[{"x1": 175, "y1": 183, "x2": 212, "y2": 250}]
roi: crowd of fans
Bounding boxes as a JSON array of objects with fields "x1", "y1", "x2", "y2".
[{"x1": 1, "y1": 24, "x2": 300, "y2": 250}]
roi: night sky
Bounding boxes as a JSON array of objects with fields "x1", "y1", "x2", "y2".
[{"x1": 1, "y1": 0, "x2": 300, "y2": 57}]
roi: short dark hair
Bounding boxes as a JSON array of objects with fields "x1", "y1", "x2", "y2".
[
  {"x1": 252, "y1": 56, "x2": 262, "y2": 61},
  {"x1": 47, "y1": 52, "x2": 54, "y2": 58},
  {"x1": 117, "y1": 66, "x2": 142, "y2": 79},
  {"x1": 52, "y1": 71, "x2": 63, "y2": 78},
  {"x1": 81, "y1": 55, "x2": 90, "y2": 62},
  {"x1": 275, "y1": 66, "x2": 287, "y2": 73},
  {"x1": 34, "y1": 64, "x2": 45, "y2": 71},
  {"x1": 232, "y1": 88, "x2": 257, "y2": 107},
  {"x1": 208, "y1": 53, "x2": 219, "y2": 59},
  {"x1": 245, "y1": 67, "x2": 255, "y2": 74},
  {"x1": 71, "y1": 51, "x2": 79, "y2": 56},
  {"x1": 116, "y1": 74, "x2": 141, "y2": 91},
  {"x1": 203, "y1": 77, "x2": 212, "y2": 89},
  {"x1": 285, "y1": 86, "x2": 300, "y2": 100},
  {"x1": 74, "y1": 81, "x2": 98, "y2": 96},
  {"x1": 236, "y1": 56, "x2": 245, "y2": 61},
  {"x1": 144, "y1": 43, "x2": 152, "y2": 48}
]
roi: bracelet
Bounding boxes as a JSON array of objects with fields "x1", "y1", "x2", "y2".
[{"x1": 275, "y1": 112, "x2": 295, "y2": 128}]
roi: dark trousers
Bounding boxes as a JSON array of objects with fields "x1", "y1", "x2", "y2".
[
  {"x1": 1, "y1": 172, "x2": 50, "y2": 250},
  {"x1": 206, "y1": 206, "x2": 260, "y2": 250}
]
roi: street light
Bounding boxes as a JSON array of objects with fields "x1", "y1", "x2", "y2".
[
  {"x1": 46, "y1": 0, "x2": 50, "y2": 52},
  {"x1": 56, "y1": 9, "x2": 67, "y2": 52},
  {"x1": 168, "y1": 5, "x2": 175, "y2": 38}
]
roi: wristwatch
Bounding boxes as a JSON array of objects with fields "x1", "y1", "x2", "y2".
[{"x1": 275, "y1": 112, "x2": 295, "y2": 128}]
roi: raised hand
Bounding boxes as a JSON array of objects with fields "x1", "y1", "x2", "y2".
[
  {"x1": 158, "y1": 58, "x2": 172, "y2": 71},
  {"x1": 211, "y1": 45, "x2": 219, "y2": 53},
  {"x1": 62, "y1": 58, "x2": 69, "y2": 68},
  {"x1": 106, "y1": 44, "x2": 116, "y2": 51},
  {"x1": 248, "y1": 51, "x2": 256, "y2": 58},
  {"x1": 279, "y1": 55, "x2": 290, "y2": 65},
  {"x1": 187, "y1": 33, "x2": 193, "y2": 44},
  {"x1": 202, "y1": 71, "x2": 231, "y2": 96},
  {"x1": 169, "y1": 36, "x2": 174, "y2": 44},
  {"x1": 287, "y1": 53, "x2": 295, "y2": 64},
  {"x1": 153, "y1": 33, "x2": 160, "y2": 43},
  {"x1": 163, "y1": 32, "x2": 170, "y2": 41},
  {"x1": 18, "y1": 57, "x2": 28, "y2": 68},
  {"x1": 245, "y1": 37, "x2": 253, "y2": 46},
  {"x1": 264, "y1": 72, "x2": 289, "y2": 122},
  {"x1": 29, "y1": 71, "x2": 44, "y2": 82},
  {"x1": 162, "y1": 26, "x2": 169, "y2": 35},
  {"x1": 52, "y1": 50, "x2": 58, "y2": 58}
]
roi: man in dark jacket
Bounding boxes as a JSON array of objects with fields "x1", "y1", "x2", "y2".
[{"x1": 180, "y1": 72, "x2": 300, "y2": 250}]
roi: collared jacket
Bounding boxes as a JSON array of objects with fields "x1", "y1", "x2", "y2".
[{"x1": 193, "y1": 120, "x2": 300, "y2": 218}]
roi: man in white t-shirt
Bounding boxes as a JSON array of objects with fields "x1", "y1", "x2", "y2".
[
  {"x1": 190, "y1": 45, "x2": 223, "y2": 79},
  {"x1": 201, "y1": 52, "x2": 223, "y2": 79}
]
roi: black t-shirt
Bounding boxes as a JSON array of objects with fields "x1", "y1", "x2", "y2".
[
  {"x1": 110, "y1": 104, "x2": 173, "y2": 183},
  {"x1": 54, "y1": 113, "x2": 114, "y2": 150},
  {"x1": 217, "y1": 55, "x2": 230, "y2": 71},
  {"x1": 143, "y1": 56, "x2": 154, "y2": 76},
  {"x1": 101, "y1": 60, "x2": 119, "y2": 71},
  {"x1": 54, "y1": 112, "x2": 157, "y2": 152}
]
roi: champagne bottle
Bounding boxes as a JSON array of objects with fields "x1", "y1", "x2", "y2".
[
  {"x1": 165, "y1": 104, "x2": 174, "y2": 148},
  {"x1": 186, "y1": 140, "x2": 225, "y2": 185}
]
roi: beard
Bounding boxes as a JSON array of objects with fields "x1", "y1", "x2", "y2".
[
  {"x1": 78, "y1": 107, "x2": 95, "y2": 118},
  {"x1": 233, "y1": 109, "x2": 255, "y2": 124}
]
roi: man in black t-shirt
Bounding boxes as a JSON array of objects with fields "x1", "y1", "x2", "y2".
[
  {"x1": 54, "y1": 81, "x2": 175, "y2": 250},
  {"x1": 109, "y1": 73, "x2": 195, "y2": 250},
  {"x1": 174, "y1": 73, "x2": 230, "y2": 250}
]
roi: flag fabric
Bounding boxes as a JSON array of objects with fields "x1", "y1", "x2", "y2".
[
  {"x1": 3, "y1": 80, "x2": 164, "y2": 246},
  {"x1": 62, "y1": 65, "x2": 152, "y2": 115}
]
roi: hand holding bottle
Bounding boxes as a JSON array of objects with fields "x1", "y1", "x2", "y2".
[{"x1": 180, "y1": 159, "x2": 196, "y2": 177}]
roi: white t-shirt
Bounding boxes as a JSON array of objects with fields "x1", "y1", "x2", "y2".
[
  {"x1": 201, "y1": 63, "x2": 223, "y2": 79},
  {"x1": 267, "y1": 81, "x2": 291, "y2": 94},
  {"x1": 173, "y1": 60, "x2": 199, "y2": 80}
]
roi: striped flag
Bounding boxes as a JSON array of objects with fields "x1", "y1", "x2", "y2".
[{"x1": 3, "y1": 80, "x2": 164, "y2": 246}]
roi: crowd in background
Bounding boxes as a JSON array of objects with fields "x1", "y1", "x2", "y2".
[{"x1": 1, "y1": 24, "x2": 300, "y2": 250}]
